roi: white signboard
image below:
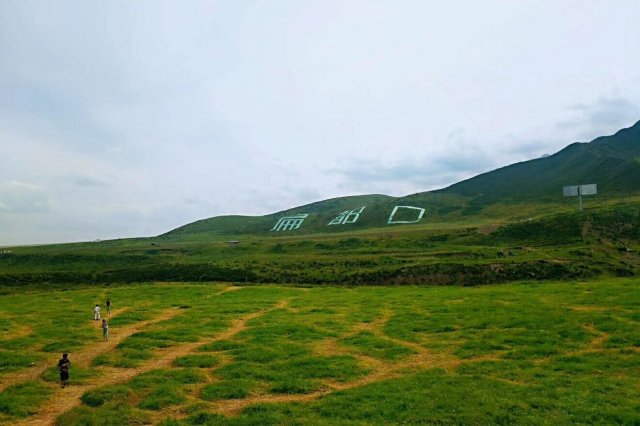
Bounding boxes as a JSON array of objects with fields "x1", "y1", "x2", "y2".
[
  {"x1": 387, "y1": 206, "x2": 425, "y2": 224},
  {"x1": 563, "y1": 184, "x2": 597, "y2": 197},
  {"x1": 328, "y1": 206, "x2": 366, "y2": 225},
  {"x1": 271, "y1": 214, "x2": 309, "y2": 231},
  {"x1": 563, "y1": 186, "x2": 579, "y2": 197},
  {"x1": 579, "y1": 184, "x2": 597, "y2": 196}
]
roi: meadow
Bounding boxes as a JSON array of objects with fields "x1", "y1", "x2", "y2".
[
  {"x1": 1, "y1": 279, "x2": 639, "y2": 425},
  {"x1": 2, "y1": 201, "x2": 640, "y2": 289}
]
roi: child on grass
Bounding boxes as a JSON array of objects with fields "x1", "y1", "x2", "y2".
[{"x1": 101, "y1": 318, "x2": 109, "y2": 341}]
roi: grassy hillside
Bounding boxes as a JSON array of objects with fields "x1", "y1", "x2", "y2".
[
  {"x1": 166, "y1": 194, "x2": 398, "y2": 237},
  {"x1": 438, "y1": 120, "x2": 640, "y2": 203},
  {"x1": 1, "y1": 122, "x2": 639, "y2": 286},
  {"x1": 165, "y1": 120, "x2": 640, "y2": 238},
  {"x1": 2, "y1": 200, "x2": 640, "y2": 286}
]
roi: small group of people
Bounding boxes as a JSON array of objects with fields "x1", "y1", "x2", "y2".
[
  {"x1": 93, "y1": 297, "x2": 111, "y2": 341},
  {"x1": 59, "y1": 297, "x2": 113, "y2": 387},
  {"x1": 93, "y1": 297, "x2": 111, "y2": 320}
]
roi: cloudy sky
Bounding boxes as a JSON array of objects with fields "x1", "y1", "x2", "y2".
[{"x1": 1, "y1": 1, "x2": 639, "y2": 245}]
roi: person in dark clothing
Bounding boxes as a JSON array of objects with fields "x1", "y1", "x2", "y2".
[
  {"x1": 106, "y1": 298, "x2": 111, "y2": 316},
  {"x1": 58, "y1": 353, "x2": 71, "y2": 388},
  {"x1": 101, "y1": 318, "x2": 109, "y2": 341}
]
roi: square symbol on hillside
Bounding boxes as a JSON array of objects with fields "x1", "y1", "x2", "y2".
[{"x1": 387, "y1": 206, "x2": 425, "y2": 224}]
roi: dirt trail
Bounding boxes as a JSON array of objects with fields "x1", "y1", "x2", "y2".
[
  {"x1": 206, "y1": 314, "x2": 498, "y2": 417},
  {"x1": 8, "y1": 307, "x2": 181, "y2": 426},
  {"x1": 569, "y1": 305, "x2": 607, "y2": 312},
  {"x1": 564, "y1": 324, "x2": 610, "y2": 357},
  {"x1": 16, "y1": 298, "x2": 287, "y2": 426},
  {"x1": 154, "y1": 350, "x2": 496, "y2": 420},
  {"x1": 0, "y1": 323, "x2": 33, "y2": 341},
  {"x1": 216, "y1": 286, "x2": 242, "y2": 295},
  {"x1": 1, "y1": 307, "x2": 146, "y2": 393},
  {"x1": 153, "y1": 309, "x2": 499, "y2": 421},
  {"x1": 72, "y1": 308, "x2": 184, "y2": 367},
  {"x1": 3, "y1": 285, "x2": 240, "y2": 395},
  {"x1": 533, "y1": 324, "x2": 612, "y2": 367}
]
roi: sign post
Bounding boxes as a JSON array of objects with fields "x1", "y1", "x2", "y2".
[{"x1": 563, "y1": 184, "x2": 597, "y2": 211}]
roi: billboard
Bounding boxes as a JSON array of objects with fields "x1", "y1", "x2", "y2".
[
  {"x1": 563, "y1": 186, "x2": 579, "y2": 197},
  {"x1": 579, "y1": 184, "x2": 597, "y2": 196},
  {"x1": 563, "y1": 184, "x2": 597, "y2": 197}
]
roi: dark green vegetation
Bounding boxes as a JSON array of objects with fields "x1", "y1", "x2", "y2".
[
  {"x1": 441, "y1": 119, "x2": 640, "y2": 204},
  {"x1": 1, "y1": 201, "x2": 639, "y2": 286},
  {"x1": 1, "y1": 121, "x2": 639, "y2": 287},
  {"x1": 0, "y1": 281, "x2": 638, "y2": 425}
]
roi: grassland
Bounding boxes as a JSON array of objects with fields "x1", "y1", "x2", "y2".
[
  {"x1": 1, "y1": 200, "x2": 640, "y2": 288},
  {"x1": 0, "y1": 279, "x2": 638, "y2": 425},
  {"x1": 0, "y1": 106, "x2": 637, "y2": 425}
]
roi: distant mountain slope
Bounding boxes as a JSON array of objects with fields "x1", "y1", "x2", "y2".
[
  {"x1": 165, "y1": 194, "x2": 400, "y2": 236},
  {"x1": 437, "y1": 120, "x2": 640, "y2": 204},
  {"x1": 164, "y1": 120, "x2": 640, "y2": 237}
]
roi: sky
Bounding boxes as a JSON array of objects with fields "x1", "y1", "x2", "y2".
[{"x1": 1, "y1": 0, "x2": 639, "y2": 246}]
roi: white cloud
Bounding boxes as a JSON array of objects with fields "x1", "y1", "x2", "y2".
[
  {"x1": 0, "y1": 180, "x2": 49, "y2": 213},
  {"x1": 0, "y1": 0, "x2": 639, "y2": 245},
  {"x1": 558, "y1": 96, "x2": 640, "y2": 141}
]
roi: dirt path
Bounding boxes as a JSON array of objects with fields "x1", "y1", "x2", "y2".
[
  {"x1": 568, "y1": 305, "x2": 607, "y2": 312},
  {"x1": 2, "y1": 285, "x2": 240, "y2": 395},
  {"x1": 207, "y1": 315, "x2": 497, "y2": 417},
  {"x1": 215, "y1": 286, "x2": 242, "y2": 295},
  {"x1": 16, "y1": 300, "x2": 497, "y2": 424},
  {"x1": 16, "y1": 298, "x2": 288, "y2": 426},
  {"x1": 556, "y1": 323, "x2": 609, "y2": 358},
  {"x1": 7, "y1": 307, "x2": 181, "y2": 426},
  {"x1": 1, "y1": 307, "x2": 136, "y2": 393},
  {"x1": 152, "y1": 309, "x2": 499, "y2": 421}
]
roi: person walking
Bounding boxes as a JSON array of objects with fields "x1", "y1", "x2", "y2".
[
  {"x1": 101, "y1": 318, "x2": 109, "y2": 341},
  {"x1": 106, "y1": 298, "x2": 111, "y2": 316},
  {"x1": 58, "y1": 353, "x2": 71, "y2": 388},
  {"x1": 93, "y1": 304, "x2": 101, "y2": 320}
]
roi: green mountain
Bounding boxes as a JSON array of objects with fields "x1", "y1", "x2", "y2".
[
  {"x1": 437, "y1": 120, "x2": 640, "y2": 203},
  {"x1": 165, "y1": 120, "x2": 640, "y2": 238},
  {"x1": 3, "y1": 121, "x2": 640, "y2": 287}
]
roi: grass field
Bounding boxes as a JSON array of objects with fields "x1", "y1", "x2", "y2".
[
  {"x1": 1, "y1": 279, "x2": 639, "y2": 425},
  {"x1": 2, "y1": 201, "x2": 640, "y2": 289}
]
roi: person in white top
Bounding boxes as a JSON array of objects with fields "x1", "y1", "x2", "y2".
[{"x1": 93, "y1": 304, "x2": 101, "y2": 320}]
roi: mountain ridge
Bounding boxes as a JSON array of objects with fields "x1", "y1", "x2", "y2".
[{"x1": 165, "y1": 120, "x2": 640, "y2": 237}]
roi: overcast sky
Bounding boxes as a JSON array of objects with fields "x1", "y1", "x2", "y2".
[{"x1": 1, "y1": 1, "x2": 639, "y2": 245}]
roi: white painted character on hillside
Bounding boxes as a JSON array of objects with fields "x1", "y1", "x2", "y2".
[{"x1": 328, "y1": 206, "x2": 366, "y2": 225}]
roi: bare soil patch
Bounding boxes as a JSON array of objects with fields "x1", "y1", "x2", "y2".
[{"x1": 15, "y1": 299, "x2": 289, "y2": 426}]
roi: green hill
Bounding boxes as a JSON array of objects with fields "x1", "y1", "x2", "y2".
[
  {"x1": 165, "y1": 120, "x2": 640, "y2": 238},
  {"x1": 2, "y1": 120, "x2": 639, "y2": 287},
  {"x1": 437, "y1": 120, "x2": 640, "y2": 203}
]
